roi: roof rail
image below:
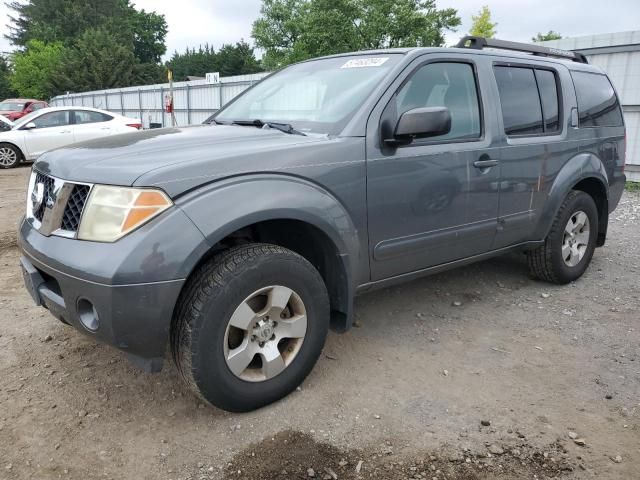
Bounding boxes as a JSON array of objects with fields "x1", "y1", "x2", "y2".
[{"x1": 455, "y1": 36, "x2": 588, "y2": 64}]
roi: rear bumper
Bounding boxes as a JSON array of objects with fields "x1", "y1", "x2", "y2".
[{"x1": 609, "y1": 173, "x2": 626, "y2": 213}]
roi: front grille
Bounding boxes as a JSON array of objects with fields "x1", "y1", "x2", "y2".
[
  {"x1": 33, "y1": 172, "x2": 55, "y2": 222},
  {"x1": 28, "y1": 171, "x2": 93, "y2": 237},
  {"x1": 61, "y1": 184, "x2": 90, "y2": 232}
]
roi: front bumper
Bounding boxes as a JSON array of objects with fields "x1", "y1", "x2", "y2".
[
  {"x1": 20, "y1": 253, "x2": 184, "y2": 371},
  {"x1": 17, "y1": 208, "x2": 209, "y2": 371}
]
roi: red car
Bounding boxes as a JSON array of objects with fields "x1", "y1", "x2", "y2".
[{"x1": 0, "y1": 98, "x2": 49, "y2": 121}]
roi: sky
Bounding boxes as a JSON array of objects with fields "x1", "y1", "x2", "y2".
[{"x1": 1, "y1": 0, "x2": 639, "y2": 57}]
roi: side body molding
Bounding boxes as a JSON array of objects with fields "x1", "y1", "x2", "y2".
[
  {"x1": 176, "y1": 173, "x2": 362, "y2": 330},
  {"x1": 534, "y1": 152, "x2": 609, "y2": 241}
]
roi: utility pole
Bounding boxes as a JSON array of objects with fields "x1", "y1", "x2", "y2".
[{"x1": 167, "y1": 69, "x2": 177, "y2": 127}]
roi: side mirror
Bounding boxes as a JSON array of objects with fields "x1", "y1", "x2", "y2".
[
  {"x1": 22, "y1": 122, "x2": 37, "y2": 130},
  {"x1": 385, "y1": 107, "x2": 451, "y2": 145}
]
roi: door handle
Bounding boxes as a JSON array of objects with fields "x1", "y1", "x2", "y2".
[
  {"x1": 60, "y1": 130, "x2": 71, "y2": 134},
  {"x1": 473, "y1": 159, "x2": 499, "y2": 169}
]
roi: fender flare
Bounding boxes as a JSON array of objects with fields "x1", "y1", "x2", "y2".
[{"x1": 535, "y1": 152, "x2": 609, "y2": 241}]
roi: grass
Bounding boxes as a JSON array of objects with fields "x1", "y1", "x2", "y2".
[{"x1": 625, "y1": 181, "x2": 640, "y2": 192}]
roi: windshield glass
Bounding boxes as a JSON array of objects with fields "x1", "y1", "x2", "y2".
[
  {"x1": 0, "y1": 102, "x2": 24, "y2": 111},
  {"x1": 216, "y1": 54, "x2": 401, "y2": 135}
]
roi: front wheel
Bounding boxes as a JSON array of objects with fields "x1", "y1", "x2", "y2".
[
  {"x1": 0, "y1": 144, "x2": 21, "y2": 169},
  {"x1": 527, "y1": 190, "x2": 598, "y2": 284},
  {"x1": 171, "y1": 244, "x2": 330, "y2": 412}
]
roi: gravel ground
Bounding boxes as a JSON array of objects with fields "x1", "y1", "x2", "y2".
[{"x1": 0, "y1": 165, "x2": 638, "y2": 479}]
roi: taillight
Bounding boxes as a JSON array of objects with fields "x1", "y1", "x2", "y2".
[{"x1": 126, "y1": 123, "x2": 142, "y2": 130}]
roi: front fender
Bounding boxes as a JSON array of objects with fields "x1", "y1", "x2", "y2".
[
  {"x1": 534, "y1": 152, "x2": 609, "y2": 240},
  {"x1": 175, "y1": 173, "x2": 362, "y2": 331},
  {"x1": 177, "y1": 173, "x2": 360, "y2": 260}
]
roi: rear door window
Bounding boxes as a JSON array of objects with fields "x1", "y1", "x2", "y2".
[
  {"x1": 494, "y1": 66, "x2": 562, "y2": 136},
  {"x1": 535, "y1": 69, "x2": 560, "y2": 132},
  {"x1": 494, "y1": 67, "x2": 543, "y2": 135},
  {"x1": 571, "y1": 71, "x2": 624, "y2": 127},
  {"x1": 73, "y1": 110, "x2": 112, "y2": 124}
]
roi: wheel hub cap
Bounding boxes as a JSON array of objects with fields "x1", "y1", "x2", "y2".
[
  {"x1": 253, "y1": 318, "x2": 275, "y2": 342},
  {"x1": 224, "y1": 285, "x2": 307, "y2": 382}
]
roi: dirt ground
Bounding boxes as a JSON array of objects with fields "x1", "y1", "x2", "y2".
[{"x1": 0, "y1": 165, "x2": 638, "y2": 480}]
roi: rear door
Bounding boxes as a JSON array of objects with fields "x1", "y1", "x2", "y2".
[
  {"x1": 23, "y1": 110, "x2": 74, "y2": 158},
  {"x1": 491, "y1": 61, "x2": 576, "y2": 248},
  {"x1": 72, "y1": 110, "x2": 115, "y2": 142},
  {"x1": 366, "y1": 54, "x2": 502, "y2": 281}
]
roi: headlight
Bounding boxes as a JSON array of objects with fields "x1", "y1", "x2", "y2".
[{"x1": 78, "y1": 185, "x2": 172, "y2": 242}]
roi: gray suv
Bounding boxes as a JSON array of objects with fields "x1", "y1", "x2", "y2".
[{"x1": 18, "y1": 37, "x2": 626, "y2": 411}]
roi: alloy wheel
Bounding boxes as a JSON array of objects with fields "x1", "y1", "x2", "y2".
[
  {"x1": 223, "y1": 285, "x2": 307, "y2": 382},
  {"x1": 0, "y1": 147, "x2": 17, "y2": 167},
  {"x1": 562, "y1": 210, "x2": 590, "y2": 267}
]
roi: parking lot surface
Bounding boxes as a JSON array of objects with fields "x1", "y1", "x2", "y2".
[{"x1": 1, "y1": 166, "x2": 638, "y2": 479}]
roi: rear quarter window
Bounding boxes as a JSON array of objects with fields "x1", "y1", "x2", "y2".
[{"x1": 571, "y1": 71, "x2": 624, "y2": 127}]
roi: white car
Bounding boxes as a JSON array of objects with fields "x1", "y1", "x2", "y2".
[{"x1": 0, "y1": 106, "x2": 142, "y2": 169}]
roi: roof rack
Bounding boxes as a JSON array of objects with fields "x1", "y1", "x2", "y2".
[{"x1": 455, "y1": 36, "x2": 588, "y2": 64}]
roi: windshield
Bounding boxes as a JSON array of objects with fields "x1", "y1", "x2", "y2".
[
  {"x1": 216, "y1": 54, "x2": 401, "y2": 135},
  {"x1": 0, "y1": 102, "x2": 24, "y2": 111}
]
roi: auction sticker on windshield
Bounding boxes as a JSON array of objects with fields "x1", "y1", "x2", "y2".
[{"x1": 341, "y1": 57, "x2": 389, "y2": 68}]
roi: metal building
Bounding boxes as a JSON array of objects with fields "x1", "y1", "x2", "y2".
[{"x1": 540, "y1": 31, "x2": 640, "y2": 181}]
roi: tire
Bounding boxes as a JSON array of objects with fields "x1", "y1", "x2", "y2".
[
  {"x1": 527, "y1": 190, "x2": 598, "y2": 284},
  {"x1": 171, "y1": 243, "x2": 330, "y2": 412},
  {"x1": 0, "y1": 143, "x2": 21, "y2": 169}
]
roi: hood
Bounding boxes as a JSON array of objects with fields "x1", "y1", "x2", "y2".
[{"x1": 35, "y1": 125, "x2": 331, "y2": 196}]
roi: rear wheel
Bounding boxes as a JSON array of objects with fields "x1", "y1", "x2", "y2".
[
  {"x1": 527, "y1": 190, "x2": 598, "y2": 284},
  {"x1": 0, "y1": 144, "x2": 21, "y2": 169},
  {"x1": 171, "y1": 244, "x2": 330, "y2": 412}
]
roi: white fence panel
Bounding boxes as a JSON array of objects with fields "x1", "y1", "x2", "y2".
[{"x1": 50, "y1": 72, "x2": 269, "y2": 128}]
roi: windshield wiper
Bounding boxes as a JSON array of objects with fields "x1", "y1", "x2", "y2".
[{"x1": 231, "y1": 119, "x2": 306, "y2": 136}]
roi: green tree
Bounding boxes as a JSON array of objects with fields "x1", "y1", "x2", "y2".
[
  {"x1": 0, "y1": 55, "x2": 16, "y2": 99},
  {"x1": 5, "y1": 0, "x2": 167, "y2": 68},
  {"x1": 129, "y1": 8, "x2": 168, "y2": 63},
  {"x1": 533, "y1": 31, "x2": 562, "y2": 42},
  {"x1": 52, "y1": 28, "x2": 136, "y2": 93},
  {"x1": 166, "y1": 44, "x2": 219, "y2": 80},
  {"x1": 10, "y1": 40, "x2": 65, "y2": 99},
  {"x1": 216, "y1": 41, "x2": 263, "y2": 77},
  {"x1": 252, "y1": 0, "x2": 461, "y2": 69},
  {"x1": 166, "y1": 41, "x2": 263, "y2": 80},
  {"x1": 469, "y1": 5, "x2": 497, "y2": 38}
]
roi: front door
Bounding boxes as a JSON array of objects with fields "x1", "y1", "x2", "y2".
[
  {"x1": 23, "y1": 110, "x2": 74, "y2": 159},
  {"x1": 366, "y1": 57, "x2": 502, "y2": 281}
]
